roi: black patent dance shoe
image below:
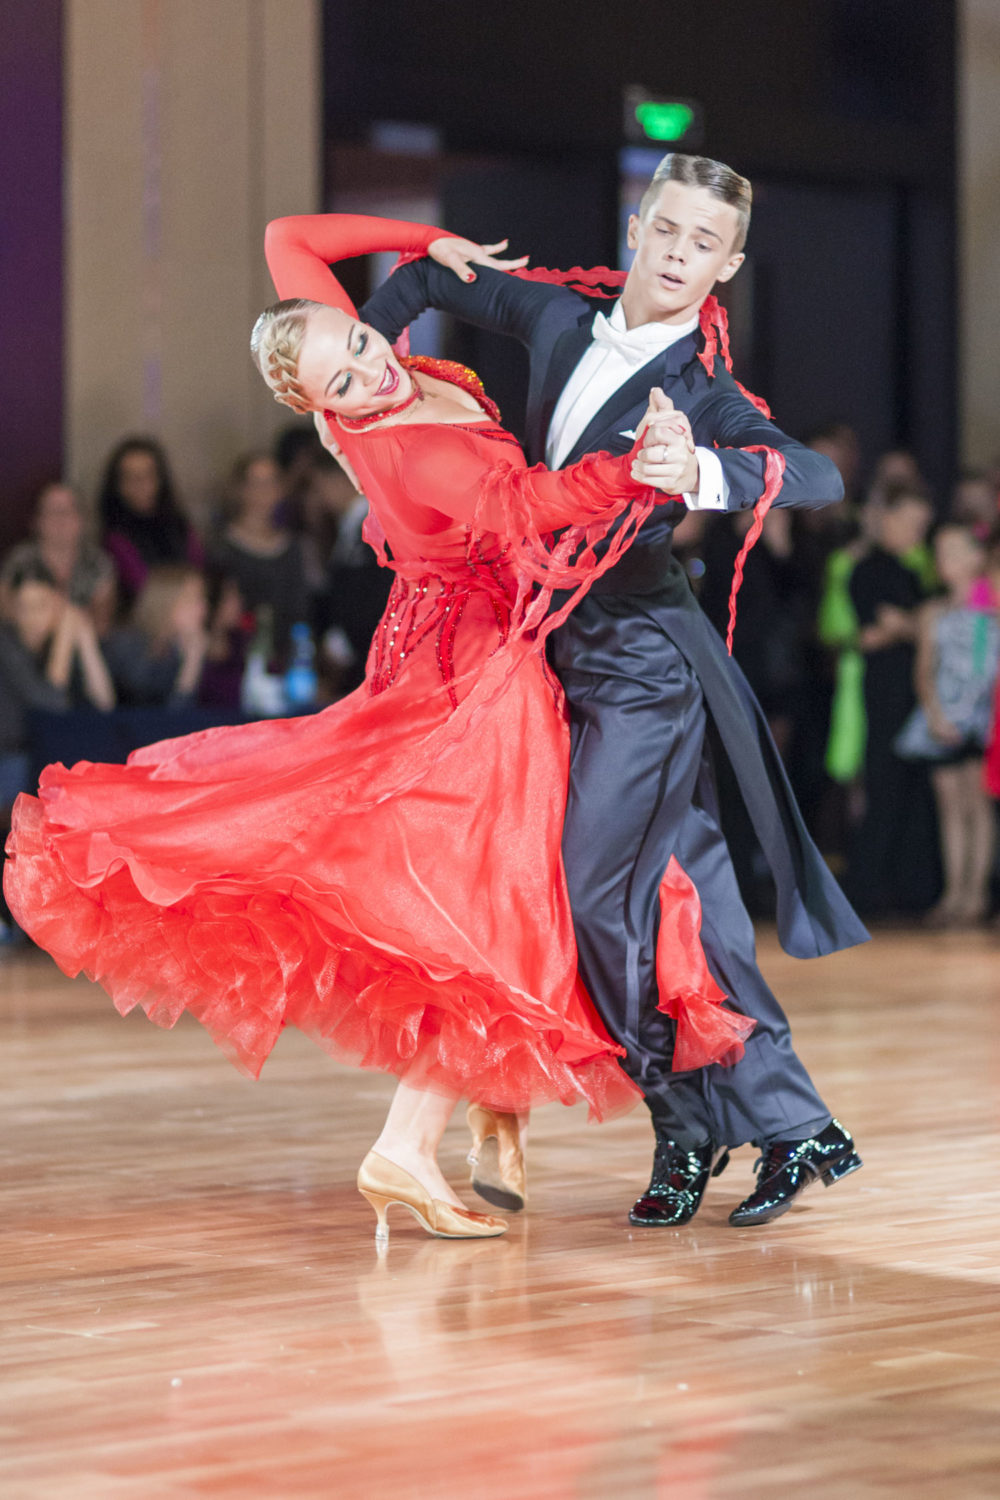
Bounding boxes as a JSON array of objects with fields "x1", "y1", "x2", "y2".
[
  {"x1": 628, "y1": 1139, "x2": 731, "y2": 1227},
  {"x1": 728, "y1": 1119, "x2": 862, "y2": 1228}
]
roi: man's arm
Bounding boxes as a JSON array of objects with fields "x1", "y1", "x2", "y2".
[
  {"x1": 361, "y1": 259, "x2": 579, "y2": 349},
  {"x1": 693, "y1": 370, "x2": 844, "y2": 514}
]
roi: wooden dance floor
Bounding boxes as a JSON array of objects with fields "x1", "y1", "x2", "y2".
[{"x1": 3, "y1": 930, "x2": 1000, "y2": 1499}]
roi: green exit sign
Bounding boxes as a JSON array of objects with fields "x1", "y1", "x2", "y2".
[
  {"x1": 624, "y1": 88, "x2": 704, "y2": 147},
  {"x1": 636, "y1": 101, "x2": 695, "y2": 141}
]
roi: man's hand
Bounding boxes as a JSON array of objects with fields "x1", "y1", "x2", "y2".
[
  {"x1": 631, "y1": 388, "x2": 699, "y2": 494},
  {"x1": 875, "y1": 603, "x2": 915, "y2": 642},
  {"x1": 429, "y1": 235, "x2": 529, "y2": 283}
]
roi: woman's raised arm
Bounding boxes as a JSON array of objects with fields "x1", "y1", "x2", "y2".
[{"x1": 264, "y1": 214, "x2": 446, "y2": 310}]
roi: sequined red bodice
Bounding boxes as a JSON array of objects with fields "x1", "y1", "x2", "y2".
[
  {"x1": 367, "y1": 542, "x2": 517, "y2": 708},
  {"x1": 402, "y1": 355, "x2": 503, "y2": 424}
]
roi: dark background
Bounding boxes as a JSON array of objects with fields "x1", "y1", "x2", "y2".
[{"x1": 324, "y1": 0, "x2": 957, "y2": 493}]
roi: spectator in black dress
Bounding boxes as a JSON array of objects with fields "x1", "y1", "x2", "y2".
[
  {"x1": 98, "y1": 437, "x2": 203, "y2": 604},
  {"x1": 845, "y1": 487, "x2": 937, "y2": 915},
  {"x1": 701, "y1": 506, "x2": 808, "y2": 760},
  {"x1": 209, "y1": 452, "x2": 309, "y2": 658}
]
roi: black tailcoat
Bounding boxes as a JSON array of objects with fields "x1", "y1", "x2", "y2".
[{"x1": 364, "y1": 262, "x2": 866, "y2": 961}]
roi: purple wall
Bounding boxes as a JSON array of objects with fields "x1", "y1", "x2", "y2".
[{"x1": 0, "y1": 0, "x2": 63, "y2": 549}]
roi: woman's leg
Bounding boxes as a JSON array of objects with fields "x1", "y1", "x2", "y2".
[
  {"x1": 371, "y1": 1081, "x2": 466, "y2": 1207},
  {"x1": 928, "y1": 764, "x2": 966, "y2": 922},
  {"x1": 959, "y1": 758, "x2": 996, "y2": 920}
]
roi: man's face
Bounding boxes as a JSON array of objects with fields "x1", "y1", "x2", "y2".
[
  {"x1": 881, "y1": 497, "x2": 932, "y2": 556},
  {"x1": 625, "y1": 180, "x2": 745, "y2": 324}
]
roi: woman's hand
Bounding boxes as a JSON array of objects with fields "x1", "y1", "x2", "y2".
[
  {"x1": 928, "y1": 710, "x2": 963, "y2": 747},
  {"x1": 429, "y1": 235, "x2": 529, "y2": 283},
  {"x1": 630, "y1": 388, "x2": 699, "y2": 494},
  {"x1": 64, "y1": 602, "x2": 117, "y2": 710}
]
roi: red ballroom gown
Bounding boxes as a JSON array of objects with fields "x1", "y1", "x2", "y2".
[{"x1": 3, "y1": 214, "x2": 751, "y2": 1114}]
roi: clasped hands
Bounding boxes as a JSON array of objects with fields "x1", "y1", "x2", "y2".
[{"x1": 630, "y1": 388, "x2": 700, "y2": 495}]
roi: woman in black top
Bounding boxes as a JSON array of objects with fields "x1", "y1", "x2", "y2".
[{"x1": 208, "y1": 452, "x2": 309, "y2": 659}]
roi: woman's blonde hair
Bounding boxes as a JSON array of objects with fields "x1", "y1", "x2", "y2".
[
  {"x1": 131, "y1": 563, "x2": 203, "y2": 645},
  {"x1": 250, "y1": 298, "x2": 325, "y2": 414}
]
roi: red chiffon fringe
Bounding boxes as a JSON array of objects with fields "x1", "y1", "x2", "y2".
[{"x1": 655, "y1": 856, "x2": 756, "y2": 1071}]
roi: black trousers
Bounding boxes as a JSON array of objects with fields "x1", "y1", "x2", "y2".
[{"x1": 560, "y1": 646, "x2": 832, "y2": 1151}]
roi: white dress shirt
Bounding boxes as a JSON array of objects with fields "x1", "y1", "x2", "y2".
[{"x1": 545, "y1": 298, "x2": 729, "y2": 512}]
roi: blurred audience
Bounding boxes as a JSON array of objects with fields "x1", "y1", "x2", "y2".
[
  {"x1": 9, "y1": 416, "x2": 997, "y2": 927},
  {"x1": 701, "y1": 507, "x2": 809, "y2": 758},
  {"x1": 807, "y1": 421, "x2": 862, "y2": 505},
  {"x1": 1, "y1": 481, "x2": 116, "y2": 631},
  {"x1": 949, "y1": 469, "x2": 999, "y2": 538},
  {"x1": 865, "y1": 449, "x2": 926, "y2": 510},
  {"x1": 103, "y1": 564, "x2": 209, "y2": 707},
  {"x1": 197, "y1": 568, "x2": 251, "y2": 709},
  {"x1": 209, "y1": 452, "x2": 309, "y2": 657},
  {"x1": 845, "y1": 486, "x2": 938, "y2": 914},
  {"x1": 0, "y1": 558, "x2": 115, "y2": 806},
  {"x1": 984, "y1": 535, "x2": 1000, "y2": 819},
  {"x1": 297, "y1": 450, "x2": 356, "y2": 595},
  {"x1": 98, "y1": 436, "x2": 203, "y2": 603},
  {"x1": 314, "y1": 456, "x2": 394, "y2": 693},
  {"x1": 273, "y1": 420, "x2": 326, "y2": 532},
  {"x1": 895, "y1": 525, "x2": 999, "y2": 926}
]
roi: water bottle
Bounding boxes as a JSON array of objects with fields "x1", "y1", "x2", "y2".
[
  {"x1": 284, "y1": 621, "x2": 318, "y2": 710},
  {"x1": 240, "y1": 605, "x2": 288, "y2": 716}
]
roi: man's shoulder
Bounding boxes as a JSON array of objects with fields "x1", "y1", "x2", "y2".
[{"x1": 688, "y1": 356, "x2": 740, "y2": 399}]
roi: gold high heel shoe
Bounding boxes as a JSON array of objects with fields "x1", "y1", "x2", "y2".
[
  {"x1": 466, "y1": 1105, "x2": 526, "y2": 1212},
  {"x1": 357, "y1": 1151, "x2": 508, "y2": 1245}
]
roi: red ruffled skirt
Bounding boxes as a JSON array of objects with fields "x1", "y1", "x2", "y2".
[{"x1": 4, "y1": 613, "x2": 644, "y2": 1118}]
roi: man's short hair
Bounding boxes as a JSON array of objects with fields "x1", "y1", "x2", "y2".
[
  {"x1": 639, "y1": 153, "x2": 752, "y2": 252},
  {"x1": 882, "y1": 480, "x2": 933, "y2": 510}
]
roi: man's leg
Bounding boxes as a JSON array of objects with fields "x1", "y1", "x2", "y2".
[
  {"x1": 560, "y1": 654, "x2": 714, "y2": 1147},
  {"x1": 562, "y1": 651, "x2": 831, "y2": 1153},
  {"x1": 663, "y1": 743, "x2": 833, "y2": 1150}
]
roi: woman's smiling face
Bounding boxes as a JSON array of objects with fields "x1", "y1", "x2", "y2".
[{"x1": 295, "y1": 306, "x2": 413, "y2": 418}]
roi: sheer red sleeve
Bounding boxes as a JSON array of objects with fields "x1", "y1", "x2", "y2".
[
  {"x1": 401, "y1": 427, "x2": 651, "y2": 537},
  {"x1": 264, "y1": 214, "x2": 445, "y2": 313}
]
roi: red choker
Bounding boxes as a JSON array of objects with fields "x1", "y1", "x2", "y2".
[{"x1": 333, "y1": 372, "x2": 425, "y2": 432}]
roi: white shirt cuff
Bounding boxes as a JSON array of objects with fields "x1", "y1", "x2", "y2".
[{"x1": 683, "y1": 447, "x2": 729, "y2": 511}]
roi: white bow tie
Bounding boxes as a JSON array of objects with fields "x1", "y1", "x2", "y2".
[{"x1": 590, "y1": 311, "x2": 664, "y2": 368}]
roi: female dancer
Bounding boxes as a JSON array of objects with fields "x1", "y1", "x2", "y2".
[{"x1": 5, "y1": 214, "x2": 746, "y2": 1243}]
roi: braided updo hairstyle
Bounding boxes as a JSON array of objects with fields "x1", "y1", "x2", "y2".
[{"x1": 250, "y1": 298, "x2": 326, "y2": 413}]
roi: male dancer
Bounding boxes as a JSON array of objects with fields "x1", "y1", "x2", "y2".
[{"x1": 362, "y1": 154, "x2": 868, "y2": 1227}]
